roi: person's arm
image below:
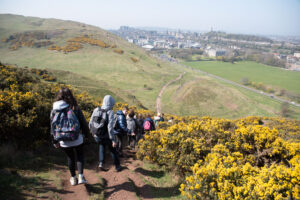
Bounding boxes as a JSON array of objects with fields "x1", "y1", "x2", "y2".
[
  {"x1": 107, "y1": 110, "x2": 116, "y2": 142},
  {"x1": 50, "y1": 110, "x2": 59, "y2": 147},
  {"x1": 151, "y1": 120, "x2": 156, "y2": 130},
  {"x1": 118, "y1": 114, "x2": 131, "y2": 134},
  {"x1": 76, "y1": 108, "x2": 90, "y2": 137}
]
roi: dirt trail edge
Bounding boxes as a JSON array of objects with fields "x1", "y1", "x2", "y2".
[
  {"x1": 156, "y1": 72, "x2": 186, "y2": 114},
  {"x1": 58, "y1": 148, "x2": 179, "y2": 200}
]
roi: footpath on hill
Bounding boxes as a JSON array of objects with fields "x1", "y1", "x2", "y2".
[
  {"x1": 156, "y1": 72, "x2": 186, "y2": 114},
  {"x1": 55, "y1": 148, "x2": 180, "y2": 200}
]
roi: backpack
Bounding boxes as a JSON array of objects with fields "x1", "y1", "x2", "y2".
[
  {"x1": 127, "y1": 118, "x2": 136, "y2": 133},
  {"x1": 144, "y1": 120, "x2": 151, "y2": 131},
  {"x1": 51, "y1": 107, "x2": 81, "y2": 141},
  {"x1": 90, "y1": 108, "x2": 108, "y2": 137}
]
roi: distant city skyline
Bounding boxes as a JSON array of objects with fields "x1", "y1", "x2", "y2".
[{"x1": 0, "y1": 0, "x2": 299, "y2": 36}]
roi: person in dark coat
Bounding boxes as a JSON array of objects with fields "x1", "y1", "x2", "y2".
[
  {"x1": 143, "y1": 114, "x2": 155, "y2": 133},
  {"x1": 114, "y1": 106, "x2": 132, "y2": 156}
]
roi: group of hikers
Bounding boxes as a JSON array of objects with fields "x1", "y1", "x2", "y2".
[{"x1": 50, "y1": 87, "x2": 165, "y2": 186}]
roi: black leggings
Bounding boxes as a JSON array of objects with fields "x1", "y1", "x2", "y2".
[{"x1": 62, "y1": 144, "x2": 84, "y2": 177}]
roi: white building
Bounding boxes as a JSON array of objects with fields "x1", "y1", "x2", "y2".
[
  {"x1": 142, "y1": 44, "x2": 154, "y2": 50},
  {"x1": 294, "y1": 53, "x2": 300, "y2": 58}
]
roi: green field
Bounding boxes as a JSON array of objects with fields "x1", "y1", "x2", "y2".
[{"x1": 183, "y1": 61, "x2": 300, "y2": 94}]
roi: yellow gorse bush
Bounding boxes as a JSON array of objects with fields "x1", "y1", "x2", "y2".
[
  {"x1": 0, "y1": 63, "x2": 153, "y2": 149},
  {"x1": 137, "y1": 116, "x2": 300, "y2": 199}
]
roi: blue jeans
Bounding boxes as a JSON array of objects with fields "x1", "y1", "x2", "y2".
[{"x1": 94, "y1": 137, "x2": 120, "y2": 167}]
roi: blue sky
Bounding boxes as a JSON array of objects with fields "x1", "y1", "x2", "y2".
[{"x1": 0, "y1": 0, "x2": 299, "y2": 36}]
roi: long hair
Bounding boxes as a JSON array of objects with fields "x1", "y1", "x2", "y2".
[
  {"x1": 128, "y1": 109, "x2": 135, "y2": 118},
  {"x1": 56, "y1": 87, "x2": 78, "y2": 109}
]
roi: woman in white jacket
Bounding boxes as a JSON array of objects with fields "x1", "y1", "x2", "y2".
[{"x1": 50, "y1": 87, "x2": 89, "y2": 185}]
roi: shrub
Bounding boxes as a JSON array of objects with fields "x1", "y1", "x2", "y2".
[
  {"x1": 113, "y1": 49, "x2": 124, "y2": 54},
  {"x1": 130, "y1": 57, "x2": 138, "y2": 63},
  {"x1": 137, "y1": 116, "x2": 300, "y2": 199}
]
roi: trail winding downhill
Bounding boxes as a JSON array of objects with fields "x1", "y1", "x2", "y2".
[
  {"x1": 156, "y1": 72, "x2": 186, "y2": 114},
  {"x1": 57, "y1": 148, "x2": 180, "y2": 200}
]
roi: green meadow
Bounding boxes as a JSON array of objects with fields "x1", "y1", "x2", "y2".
[{"x1": 183, "y1": 61, "x2": 300, "y2": 93}]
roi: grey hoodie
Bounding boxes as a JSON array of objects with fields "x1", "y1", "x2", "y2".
[{"x1": 89, "y1": 95, "x2": 116, "y2": 142}]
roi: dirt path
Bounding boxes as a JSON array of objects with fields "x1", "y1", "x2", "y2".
[
  {"x1": 156, "y1": 72, "x2": 186, "y2": 114},
  {"x1": 57, "y1": 148, "x2": 178, "y2": 200}
]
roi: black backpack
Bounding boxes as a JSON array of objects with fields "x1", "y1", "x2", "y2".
[{"x1": 90, "y1": 108, "x2": 108, "y2": 137}]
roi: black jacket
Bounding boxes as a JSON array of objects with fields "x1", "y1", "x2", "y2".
[{"x1": 114, "y1": 110, "x2": 131, "y2": 135}]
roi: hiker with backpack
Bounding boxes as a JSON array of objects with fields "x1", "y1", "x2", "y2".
[
  {"x1": 50, "y1": 87, "x2": 89, "y2": 185},
  {"x1": 126, "y1": 109, "x2": 137, "y2": 150},
  {"x1": 114, "y1": 106, "x2": 132, "y2": 157},
  {"x1": 136, "y1": 113, "x2": 145, "y2": 142},
  {"x1": 143, "y1": 114, "x2": 155, "y2": 133},
  {"x1": 89, "y1": 95, "x2": 121, "y2": 172}
]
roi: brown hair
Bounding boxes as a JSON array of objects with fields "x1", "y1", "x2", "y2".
[
  {"x1": 128, "y1": 109, "x2": 135, "y2": 118},
  {"x1": 56, "y1": 87, "x2": 78, "y2": 109},
  {"x1": 122, "y1": 106, "x2": 129, "y2": 111}
]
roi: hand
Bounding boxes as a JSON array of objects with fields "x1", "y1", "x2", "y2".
[
  {"x1": 112, "y1": 141, "x2": 117, "y2": 148},
  {"x1": 54, "y1": 143, "x2": 60, "y2": 148},
  {"x1": 131, "y1": 132, "x2": 136, "y2": 136}
]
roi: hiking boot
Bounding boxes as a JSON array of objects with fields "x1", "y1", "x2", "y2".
[
  {"x1": 78, "y1": 175, "x2": 88, "y2": 184},
  {"x1": 70, "y1": 176, "x2": 77, "y2": 186}
]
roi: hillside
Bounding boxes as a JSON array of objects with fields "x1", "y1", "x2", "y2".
[
  {"x1": 0, "y1": 14, "x2": 185, "y2": 110},
  {"x1": 1, "y1": 63, "x2": 299, "y2": 200},
  {"x1": 0, "y1": 14, "x2": 299, "y2": 119}
]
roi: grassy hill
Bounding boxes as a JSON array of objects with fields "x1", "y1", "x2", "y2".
[
  {"x1": 161, "y1": 71, "x2": 300, "y2": 119},
  {"x1": 0, "y1": 14, "x2": 299, "y2": 118},
  {"x1": 0, "y1": 14, "x2": 185, "y2": 110}
]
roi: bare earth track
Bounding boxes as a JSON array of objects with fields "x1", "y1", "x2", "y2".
[
  {"x1": 57, "y1": 148, "x2": 179, "y2": 200},
  {"x1": 156, "y1": 72, "x2": 186, "y2": 114}
]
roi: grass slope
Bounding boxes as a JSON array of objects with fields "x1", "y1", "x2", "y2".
[
  {"x1": 0, "y1": 14, "x2": 184, "y2": 111},
  {"x1": 161, "y1": 72, "x2": 300, "y2": 119},
  {"x1": 183, "y1": 61, "x2": 300, "y2": 93}
]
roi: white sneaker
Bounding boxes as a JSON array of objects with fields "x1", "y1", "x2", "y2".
[
  {"x1": 70, "y1": 176, "x2": 77, "y2": 186},
  {"x1": 78, "y1": 175, "x2": 88, "y2": 184}
]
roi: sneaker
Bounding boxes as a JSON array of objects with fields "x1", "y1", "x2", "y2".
[
  {"x1": 78, "y1": 175, "x2": 88, "y2": 184},
  {"x1": 98, "y1": 162, "x2": 108, "y2": 171},
  {"x1": 70, "y1": 176, "x2": 77, "y2": 186}
]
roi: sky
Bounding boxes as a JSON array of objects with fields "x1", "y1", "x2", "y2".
[{"x1": 0, "y1": 0, "x2": 299, "y2": 36}]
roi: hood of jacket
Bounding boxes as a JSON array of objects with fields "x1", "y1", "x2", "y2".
[
  {"x1": 101, "y1": 95, "x2": 115, "y2": 110},
  {"x1": 53, "y1": 100, "x2": 69, "y2": 110}
]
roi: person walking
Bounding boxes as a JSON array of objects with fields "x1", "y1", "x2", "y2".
[
  {"x1": 136, "y1": 113, "x2": 145, "y2": 142},
  {"x1": 89, "y1": 95, "x2": 121, "y2": 172},
  {"x1": 114, "y1": 106, "x2": 132, "y2": 157},
  {"x1": 50, "y1": 87, "x2": 89, "y2": 186},
  {"x1": 127, "y1": 109, "x2": 137, "y2": 150},
  {"x1": 143, "y1": 114, "x2": 155, "y2": 133}
]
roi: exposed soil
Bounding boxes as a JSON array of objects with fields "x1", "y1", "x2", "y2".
[
  {"x1": 156, "y1": 72, "x2": 186, "y2": 114},
  {"x1": 57, "y1": 147, "x2": 178, "y2": 200}
]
